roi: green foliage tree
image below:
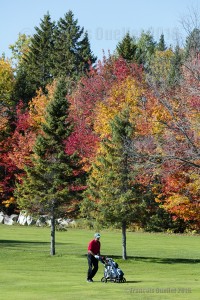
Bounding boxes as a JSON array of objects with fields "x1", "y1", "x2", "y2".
[
  {"x1": 14, "y1": 11, "x2": 96, "y2": 103},
  {"x1": 116, "y1": 32, "x2": 137, "y2": 61},
  {"x1": 78, "y1": 31, "x2": 96, "y2": 73},
  {"x1": 81, "y1": 109, "x2": 141, "y2": 260},
  {"x1": 168, "y1": 45, "x2": 183, "y2": 87},
  {"x1": 157, "y1": 33, "x2": 167, "y2": 51},
  {"x1": 9, "y1": 33, "x2": 31, "y2": 67},
  {"x1": 10, "y1": 33, "x2": 32, "y2": 105},
  {"x1": 14, "y1": 12, "x2": 55, "y2": 103},
  {"x1": 135, "y1": 31, "x2": 156, "y2": 69},
  {"x1": 53, "y1": 10, "x2": 96, "y2": 79},
  {"x1": 15, "y1": 78, "x2": 84, "y2": 255}
]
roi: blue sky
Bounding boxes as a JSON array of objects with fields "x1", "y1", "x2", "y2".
[{"x1": 0, "y1": 0, "x2": 199, "y2": 60}]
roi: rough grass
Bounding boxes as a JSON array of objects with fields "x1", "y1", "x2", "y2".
[{"x1": 0, "y1": 225, "x2": 200, "y2": 300}]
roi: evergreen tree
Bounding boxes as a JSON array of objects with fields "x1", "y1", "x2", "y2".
[
  {"x1": 168, "y1": 45, "x2": 183, "y2": 87},
  {"x1": 15, "y1": 78, "x2": 85, "y2": 255},
  {"x1": 116, "y1": 32, "x2": 137, "y2": 61},
  {"x1": 14, "y1": 12, "x2": 55, "y2": 103},
  {"x1": 135, "y1": 31, "x2": 156, "y2": 69},
  {"x1": 14, "y1": 10, "x2": 96, "y2": 103},
  {"x1": 157, "y1": 33, "x2": 167, "y2": 51},
  {"x1": 77, "y1": 31, "x2": 96, "y2": 73},
  {"x1": 53, "y1": 10, "x2": 96, "y2": 79},
  {"x1": 81, "y1": 109, "x2": 141, "y2": 260}
]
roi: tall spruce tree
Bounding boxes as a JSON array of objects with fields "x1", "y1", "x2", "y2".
[
  {"x1": 157, "y1": 33, "x2": 167, "y2": 51},
  {"x1": 168, "y1": 45, "x2": 183, "y2": 87},
  {"x1": 135, "y1": 31, "x2": 156, "y2": 69},
  {"x1": 14, "y1": 10, "x2": 96, "y2": 103},
  {"x1": 77, "y1": 31, "x2": 96, "y2": 73},
  {"x1": 53, "y1": 10, "x2": 96, "y2": 79},
  {"x1": 116, "y1": 32, "x2": 137, "y2": 61},
  {"x1": 15, "y1": 78, "x2": 84, "y2": 255},
  {"x1": 14, "y1": 12, "x2": 55, "y2": 102},
  {"x1": 81, "y1": 109, "x2": 141, "y2": 260}
]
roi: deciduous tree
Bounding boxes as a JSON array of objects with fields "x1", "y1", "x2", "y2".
[{"x1": 0, "y1": 58, "x2": 14, "y2": 107}]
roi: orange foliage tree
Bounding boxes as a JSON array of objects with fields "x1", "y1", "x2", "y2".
[{"x1": 144, "y1": 54, "x2": 200, "y2": 229}]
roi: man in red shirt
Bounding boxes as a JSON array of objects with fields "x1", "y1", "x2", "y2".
[{"x1": 87, "y1": 233, "x2": 101, "y2": 282}]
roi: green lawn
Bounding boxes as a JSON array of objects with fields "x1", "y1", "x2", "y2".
[{"x1": 0, "y1": 224, "x2": 200, "y2": 300}]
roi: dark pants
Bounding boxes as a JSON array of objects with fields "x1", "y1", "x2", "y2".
[{"x1": 87, "y1": 254, "x2": 99, "y2": 280}]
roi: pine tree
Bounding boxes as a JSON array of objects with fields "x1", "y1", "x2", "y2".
[
  {"x1": 168, "y1": 45, "x2": 183, "y2": 87},
  {"x1": 15, "y1": 78, "x2": 85, "y2": 255},
  {"x1": 157, "y1": 33, "x2": 167, "y2": 51},
  {"x1": 77, "y1": 31, "x2": 97, "y2": 73},
  {"x1": 14, "y1": 11, "x2": 96, "y2": 103},
  {"x1": 14, "y1": 12, "x2": 55, "y2": 102},
  {"x1": 135, "y1": 31, "x2": 156, "y2": 69},
  {"x1": 81, "y1": 109, "x2": 141, "y2": 260},
  {"x1": 116, "y1": 32, "x2": 137, "y2": 61},
  {"x1": 53, "y1": 10, "x2": 96, "y2": 79}
]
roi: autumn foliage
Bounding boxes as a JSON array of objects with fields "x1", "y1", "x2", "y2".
[{"x1": 0, "y1": 50, "x2": 200, "y2": 231}]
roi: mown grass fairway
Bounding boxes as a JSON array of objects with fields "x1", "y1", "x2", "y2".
[{"x1": 0, "y1": 225, "x2": 200, "y2": 300}]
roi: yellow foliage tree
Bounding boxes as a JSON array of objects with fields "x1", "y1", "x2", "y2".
[
  {"x1": 29, "y1": 81, "x2": 56, "y2": 129},
  {"x1": 94, "y1": 76, "x2": 145, "y2": 138},
  {"x1": 148, "y1": 49, "x2": 174, "y2": 85},
  {"x1": 0, "y1": 58, "x2": 14, "y2": 107}
]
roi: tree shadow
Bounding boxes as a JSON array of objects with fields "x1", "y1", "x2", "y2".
[
  {"x1": 96, "y1": 280, "x2": 142, "y2": 284},
  {"x1": 0, "y1": 240, "x2": 64, "y2": 248},
  {"x1": 125, "y1": 280, "x2": 142, "y2": 283},
  {"x1": 109, "y1": 255, "x2": 200, "y2": 264},
  {"x1": 0, "y1": 240, "x2": 49, "y2": 244}
]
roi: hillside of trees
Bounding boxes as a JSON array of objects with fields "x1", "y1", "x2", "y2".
[{"x1": 1, "y1": 10, "x2": 200, "y2": 236}]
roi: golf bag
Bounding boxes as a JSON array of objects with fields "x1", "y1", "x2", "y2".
[{"x1": 100, "y1": 257, "x2": 126, "y2": 283}]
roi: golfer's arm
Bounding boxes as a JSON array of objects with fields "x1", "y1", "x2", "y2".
[{"x1": 88, "y1": 250, "x2": 95, "y2": 256}]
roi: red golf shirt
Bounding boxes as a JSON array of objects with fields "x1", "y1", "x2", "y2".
[{"x1": 88, "y1": 239, "x2": 100, "y2": 255}]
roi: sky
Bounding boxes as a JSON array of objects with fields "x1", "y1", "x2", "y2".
[{"x1": 0, "y1": 0, "x2": 199, "y2": 60}]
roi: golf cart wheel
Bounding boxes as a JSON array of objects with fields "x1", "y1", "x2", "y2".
[
  {"x1": 101, "y1": 277, "x2": 107, "y2": 283},
  {"x1": 122, "y1": 277, "x2": 126, "y2": 283}
]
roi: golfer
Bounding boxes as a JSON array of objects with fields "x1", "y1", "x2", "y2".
[{"x1": 87, "y1": 233, "x2": 101, "y2": 282}]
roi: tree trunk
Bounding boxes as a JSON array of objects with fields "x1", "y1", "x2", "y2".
[
  {"x1": 50, "y1": 215, "x2": 56, "y2": 256},
  {"x1": 122, "y1": 221, "x2": 127, "y2": 260}
]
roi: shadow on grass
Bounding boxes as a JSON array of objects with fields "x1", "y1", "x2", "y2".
[
  {"x1": 82, "y1": 254, "x2": 200, "y2": 264},
  {"x1": 99, "y1": 280, "x2": 142, "y2": 284},
  {"x1": 109, "y1": 255, "x2": 200, "y2": 264},
  {"x1": 0, "y1": 240, "x2": 49, "y2": 244},
  {"x1": 0, "y1": 240, "x2": 65, "y2": 248},
  {"x1": 95, "y1": 280, "x2": 141, "y2": 284},
  {"x1": 123, "y1": 280, "x2": 142, "y2": 284}
]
